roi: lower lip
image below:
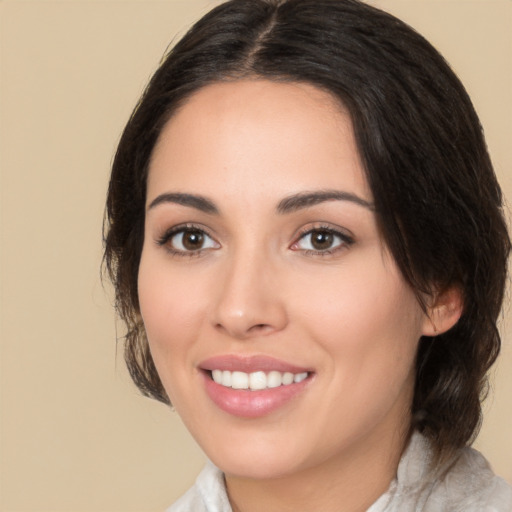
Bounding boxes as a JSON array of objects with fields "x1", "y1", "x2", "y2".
[{"x1": 202, "y1": 372, "x2": 311, "y2": 418}]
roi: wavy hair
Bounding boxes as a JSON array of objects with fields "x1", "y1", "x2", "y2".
[{"x1": 104, "y1": 0, "x2": 510, "y2": 460}]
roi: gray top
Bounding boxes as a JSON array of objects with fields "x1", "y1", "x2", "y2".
[{"x1": 168, "y1": 433, "x2": 512, "y2": 511}]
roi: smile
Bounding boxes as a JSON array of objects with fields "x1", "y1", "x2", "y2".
[
  {"x1": 200, "y1": 355, "x2": 313, "y2": 417},
  {"x1": 211, "y1": 370, "x2": 309, "y2": 390}
]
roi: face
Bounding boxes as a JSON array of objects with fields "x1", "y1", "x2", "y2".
[{"x1": 138, "y1": 80, "x2": 430, "y2": 480}]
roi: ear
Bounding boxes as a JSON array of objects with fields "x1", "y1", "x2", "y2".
[{"x1": 422, "y1": 286, "x2": 463, "y2": 336}]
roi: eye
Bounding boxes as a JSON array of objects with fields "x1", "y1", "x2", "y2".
[
  {"x1": 292, "y1": 227, "x2": 353, "y2": 254},
  {"x1": 158, "y1": 226, "x2": 219, "y2": 254}
]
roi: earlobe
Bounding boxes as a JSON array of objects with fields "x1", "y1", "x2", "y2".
[{"x1": 422, "y1": 286, "x2": 463, "y2": 336}]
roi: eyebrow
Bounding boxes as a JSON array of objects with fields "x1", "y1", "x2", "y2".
[
  {"x1": 147, "y1": 189, "x2": 374, "y2": 215},
  {"x1": 147, "y1": 193, "x2": 218, "y2": 214},
  {"x1": 277, "y1": 190, "x2": 374, "y2": 214}
]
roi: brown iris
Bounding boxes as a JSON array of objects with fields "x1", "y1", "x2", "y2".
[
  {"x1": 310, "y1": 230, "x2": 334, "y2": 250},
  {"x1": 182, "y1": 230, "x2": 205, "y2": 250}
]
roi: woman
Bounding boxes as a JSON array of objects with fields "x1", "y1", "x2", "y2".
[{"x1": 104, "y1": 0, "x2": 512, "y2": 510}]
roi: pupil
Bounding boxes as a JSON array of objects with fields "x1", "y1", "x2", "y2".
[
  {"x1": 183, "y1": 231, "x2": 204, "y2": 250},
  {"x1": 312, "y1": 231, "x2": 333, "y2": 250}
]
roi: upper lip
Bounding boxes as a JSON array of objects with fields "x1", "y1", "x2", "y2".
[{"x1": 199, "y1": 355, "x2": 312, "y2": 374}]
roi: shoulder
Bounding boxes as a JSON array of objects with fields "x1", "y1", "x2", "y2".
[
  {"x1": 166, "y1": 461, "x2": 232, "y2": 512},
  {"x1": 389, "y1": 433, "x2": 512, "y2": 512},
  {"x1": 166, "y1": 484, "x2": 207, "y2": 512},
  {"x1": 432, "y1": 446, "x2": 512, "y2": 511}
]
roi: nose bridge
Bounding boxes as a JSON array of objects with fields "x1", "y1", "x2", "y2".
[{"x1": 212, "y1": 241, "x2": 287, "y2": 338}]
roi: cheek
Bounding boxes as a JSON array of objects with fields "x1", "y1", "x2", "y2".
[
  {"x1": 137, "y1": 252, "x2": 211, "y2": 367},
  {"x1": 290, "y1": 254, "x2": 423, "y2": 379},
  {"x1": 137, "y1": 253, "x2": 218, "y2": 412}
]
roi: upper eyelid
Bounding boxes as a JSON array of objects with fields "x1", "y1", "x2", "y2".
[
  {"x1": 293, "y1": 223, "x2": 355, "y2": 242},
  {"x1": 156, "y1": 223, "x2": 217, "y2": 244},
  {"x1": 288, "y1": 226, "x2": 355, "y2": 258},
  {"x1": 156, "y1": 225, "x2": 221, "y2": 258},
  {"x1": 154, "y1": 222, "x2": 355, "y2": 248}
]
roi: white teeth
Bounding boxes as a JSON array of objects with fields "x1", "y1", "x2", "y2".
[
  {"x1": 294, "y1": 372, "x2": 308, "y2": 383},
  {"x1": 282, "y1": 372, "x2": 294, "y2": 385},
  {"x1": 210, "y1": 369, "x2": 309, "y2": 390},
  {"x1": 249, "y1": 371, "x2": 267, "y2": 390},
  {"x1": 212, "y1": 369, "x2": 222, "y2": 384},
  {"x1": 231, "y1": 371, "x2": 249, "y2": 389},
  {"x1": 222, "y1": 370, "x2": 232, "y2": 387},
  {"x1": 267, "y1": 371, "x2": 282, "y2": 388}
]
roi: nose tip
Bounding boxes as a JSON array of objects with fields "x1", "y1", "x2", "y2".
[
  {"x1": 214, "y1": 310, "x2": 279, "y2": 339},
  {"x1": 211, "y1": 259, "x2": 288, "y2": 340}
]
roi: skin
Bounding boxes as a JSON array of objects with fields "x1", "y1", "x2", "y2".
[{"x1": 138, "y1": 80, "x2": 451, "y2": 511}]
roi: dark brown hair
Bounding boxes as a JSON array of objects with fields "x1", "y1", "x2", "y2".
[{"x1": 104, "y1": 0, "x2": 510, "y2": 459}]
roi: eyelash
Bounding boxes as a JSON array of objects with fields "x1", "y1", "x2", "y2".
[
  {"x1": 291, "y1": 224, "x2": 355, "y2": 256},
  {"x1": 156, "y1": 224, "x2": 218, "y2": 258},
  {"x1": 156, "y1": 224, "x2": 354, "y2": 258}
]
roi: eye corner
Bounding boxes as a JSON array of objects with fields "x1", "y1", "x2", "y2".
[
  {"x1": 155, "y1": 224, "x2": 220, "y2": 257},
  {"x1": 290, "y1": 224, "x2": 355, "y2": 256}
]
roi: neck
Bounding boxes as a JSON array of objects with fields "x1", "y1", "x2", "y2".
[{"x1": 225, "y1": 421, "x2": 411, "y2": 512}]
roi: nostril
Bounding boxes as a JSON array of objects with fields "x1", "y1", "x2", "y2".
[{"x1": 249, "y1": 323, "x2": 272, "y2": 333}]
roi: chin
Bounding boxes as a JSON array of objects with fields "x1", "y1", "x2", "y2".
[
  {"x1": 214, "y1": 452, "x2": 305, "y2": 481},
  {"x1": 200, "y1": 430, "x2": 316, "y2": 481}
]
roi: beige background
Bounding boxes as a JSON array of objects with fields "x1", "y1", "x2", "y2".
[{"x1": 0, "y1": 0, "x2": 510, "y2": 510}]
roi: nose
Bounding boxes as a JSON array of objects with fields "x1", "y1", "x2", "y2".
[{"x1": 211, "y1": 250, "x2": 288, "y2": 340}]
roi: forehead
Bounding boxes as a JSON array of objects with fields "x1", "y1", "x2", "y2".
[{"x1": 147, "y1": 79, "x2": 371, "y2": 203}]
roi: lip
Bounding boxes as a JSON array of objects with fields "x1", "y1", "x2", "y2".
[
  {"x1": 199, "y1": 355, "x2": 314, "y2": 418},
  {"x1": 200, "y1": 354, "x2": 311, "y2": 373}
]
